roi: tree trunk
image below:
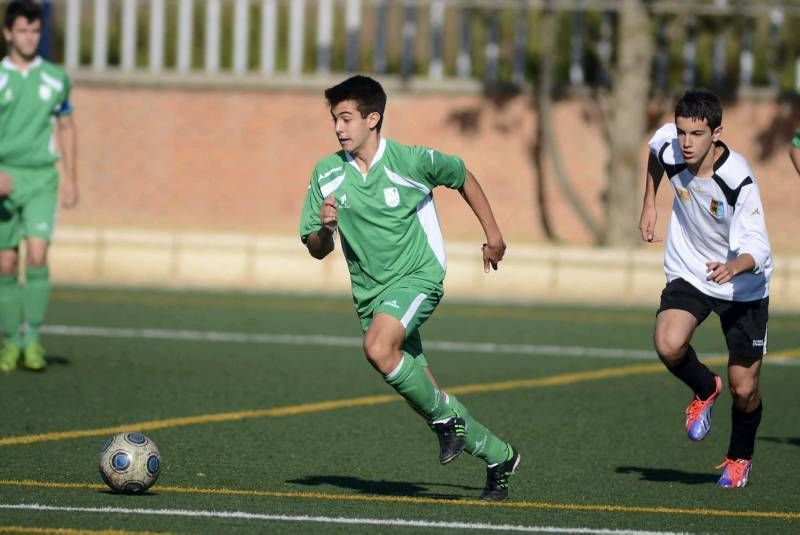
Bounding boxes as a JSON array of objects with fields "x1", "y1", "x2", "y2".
[{"x1": 603, "y1": 0, "x2": 654, "y2": 247}]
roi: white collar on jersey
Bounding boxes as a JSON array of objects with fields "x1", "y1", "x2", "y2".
[
  {"x1": 345, "y1": 136, "x2": 386, "y2": 176},
  {"x1": 1, "y1": 55, "x2": 43, "y2": 73}
]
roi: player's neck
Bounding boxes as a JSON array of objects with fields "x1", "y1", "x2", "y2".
[
  {"x1": 688, "y1": 143, "x2": 721, "y2": 178},
  {"x1": 350, "y1": 135, "x2": 381, "y2": 173},
  {"x1": 7, "y1": 49, "x2": 39, "y2": 72}
]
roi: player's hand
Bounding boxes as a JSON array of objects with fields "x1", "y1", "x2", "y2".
[
  {"x1": 706, "y1": 261, "x2": 734, "y2": 284},
  {"x1": 482, "y1": 239, "x2": 506, "y2": 273},
  {"x1": 61, "y1": 179, "x2": 79, "y2": 208},
  {"x1": 639, "y1": 205, "x2": 661, "y2": 242},
  {"x1": 0, "y1": 171, "x2": 13, "y2": 196},
  {"x1": 320, "y1": 194, "x2": 338, "y2": 233}
]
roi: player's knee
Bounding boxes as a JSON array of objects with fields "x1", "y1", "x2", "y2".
[
  {"x1": 653, "y1": 330, "x2": 687, "y2": 363},
  {"x1": 362, "y1": 334, "x2": 392, "y2": 368},
  {"x1": 26, "y1": 252, "x2": 48, "y2": 267},
  {"x1": 729, "y1": 380, "x2": 759, "y2": 405},
  {"x1": 0, "y1": 252, "x2": 19, "y2": 275}
]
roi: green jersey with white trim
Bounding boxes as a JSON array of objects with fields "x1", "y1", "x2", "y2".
[
  {"x1": 300, "y1": 138, "x2": 466, "y2": 314},
  {"x1": 0, "y1": 56, "x2": 73, "y2": 168}
]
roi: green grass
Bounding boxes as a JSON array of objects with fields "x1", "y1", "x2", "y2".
[{"x1": 1, "y1": 286, "x2": 799, "y2": 534}]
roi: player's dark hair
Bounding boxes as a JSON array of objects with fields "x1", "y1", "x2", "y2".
[
  {"x1": 4, "y1": 0, "x2": 42, "y2": 29},
  {"x1": 675, "y1": 89, "x2": 722, "y2": 131},
  {"x1": 325, "y1": 75, "x2": 387, "y2": 132}
]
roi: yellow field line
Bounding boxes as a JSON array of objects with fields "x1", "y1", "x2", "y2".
[
  {"x1": 2, "y1": 357, "x2": 728, "y2": 448},
  {"x1": 1, "y1": 479, "x2": 798, "y2": 521},
  {"x1": 0, "y1": 527, "x2": 168, "y2": 535}
]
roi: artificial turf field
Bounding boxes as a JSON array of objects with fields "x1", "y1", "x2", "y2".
[{"x1": 0, "y1": 286, "x2": 798, "y2": 534}]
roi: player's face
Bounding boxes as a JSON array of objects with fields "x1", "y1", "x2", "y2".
[
  {"x1": 330, "y1": 100, "x2": 379, "y2": 154},
  {"x1": 675, "y1": 116, "x2": 721, "y2": 167},
  {"x1": 3, "y1": 17, "x2": 42, "y2": 61}
]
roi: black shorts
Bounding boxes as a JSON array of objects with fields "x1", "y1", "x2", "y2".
[{"x1": 657, "y1": 278, "x2": 769, "y2": 360}]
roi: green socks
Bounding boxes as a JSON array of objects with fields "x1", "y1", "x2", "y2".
[
  {"x1": 0, "y1": 273, "x2": 22, "y2": 346},
  {"x1": 384, "y1": 353, "x2": 454, "y2": 422},
  {"x1": 444, "y1": 392, "x2": 512, "y2": 465},
  {"x1": 23, "y1": 265, "x2": 50, "y2": 345}
]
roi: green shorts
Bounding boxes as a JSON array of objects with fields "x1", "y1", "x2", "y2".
[
  {"x1": 0, "y1": 165, "x2": 59, "y2": 249},
  {"x1": 359, "y1": 279, "x2": 444, "y2": 365}
]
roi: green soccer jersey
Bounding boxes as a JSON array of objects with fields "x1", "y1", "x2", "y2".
[
  {"x1": 300, "y1": 137, "x2": 467, "y2": 314},
  {"x1": 793, "y1": 127, "x2": 800, "y2": 149},
  {"x1": 0, "y1": 56, "x2": 73, "y2": 168}
]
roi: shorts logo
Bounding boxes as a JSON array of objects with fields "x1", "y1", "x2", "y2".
[
  {"x1": 383, "y1": 187, "x2": 400, "y2": 208},
  {"x1": 383, "y1": 300, "x2": 400, "y2": 309},
  {"x1": 676, "y1": 188, "x2": 690, "y2": 201},
  {"x1": 39, "y1": 84, "x2": 52, "y2": 101},
  {"x1": 752, "y1": 339, "x2": 765, "y2": 347},
  {"x1": 710, "y1": 199, "x2": 725, "y2": 218}
]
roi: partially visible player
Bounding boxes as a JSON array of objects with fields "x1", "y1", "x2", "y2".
[
  {"x1": 789, "y1": 127, "x2": 800, "y2": 178},
  {"x1": 639, "y1": 89, "x2": 771, "y2": 488},
  {"x1": 300, "y1": 75, "x2": 519, "y2": 501},
  {"x1": 0, "y1": 0, "x2": 78, "y2": 372}
]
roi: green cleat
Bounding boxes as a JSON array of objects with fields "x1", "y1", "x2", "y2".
[
  {"x1": 23, "y1": 341, "x2": 47, "y2": 371},
  {"x1": 0, "y1": 342, "x2": 20, "y2": 372}
]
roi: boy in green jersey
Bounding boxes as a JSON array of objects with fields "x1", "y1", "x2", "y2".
[
  {"x1": 0, "y1": 0, "x2": 78, "y2": 372},
  {"x1": 790, "y1": 127, "x2": 800, "y2": 177},
  {"x1": 300, "y1": 76, "x2": 519, "y2": 501}
]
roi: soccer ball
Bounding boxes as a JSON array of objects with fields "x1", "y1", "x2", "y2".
[{"x1": 98, "y1": 432, "x2": 161, "y2": 493}]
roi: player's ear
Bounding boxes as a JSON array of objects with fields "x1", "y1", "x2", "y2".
[
  {"x1": 712, "y1": 126, "x2": 722, "y2": 142},
  {"x1": 367, "y1": 111, "x2": 381, "y2": 130}
]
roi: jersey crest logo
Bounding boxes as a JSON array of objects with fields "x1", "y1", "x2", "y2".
[
  {"x1": 676, "y1": 188, "x2": 690, "y2": 201},
  {"x1": 39, "y1": 84, "x2": 52, "y2": 101},
  {"x1": 3, "y1": 88, "x2": 12, "y2": 103},
  {"x1": 383, "y1": 187, "x2": 400, "y2": 208},
  {"x1": 710, "y1": 199, "x2": 725, "y2": 218}
]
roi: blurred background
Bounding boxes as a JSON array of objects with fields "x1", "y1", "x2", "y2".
[{"x1": 4, "y1": 0, "x2": 799, "y2": 308}]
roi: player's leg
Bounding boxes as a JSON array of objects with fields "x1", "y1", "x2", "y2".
[
  {"x1": 21, "y1": 237, "x2": 49, "y2": 370},
  {"x1": 0, "y1": 247, "x2": 22, "y2": 372},
  {"x1": 654, "y1": 279, "x2": 721, "y2": 441},
  {"x1": 715, "y1": 298, "x2": 768, "y2": 488},
  {"x1": 0, "y1": 192, "x2": 23, "y2": 371},
  {"x1": 19, "y1": 171, "x2": 58, "y2": 371},
  {"x1": 363, "y1": 312, "x2": 455, "y2": 424}
]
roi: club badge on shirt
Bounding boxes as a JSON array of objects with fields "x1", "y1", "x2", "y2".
[
  {"x1": 710, "y1": 199, "x2": 725, "y2": 218},
  {"x1": 384, "y1": 187, "x2": 400, "y2": 207}
]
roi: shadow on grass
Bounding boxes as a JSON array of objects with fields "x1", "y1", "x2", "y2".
[
  {"x1": 287, "y1": 475, "x2": 481, "y2": 499},
  {"x1": 615, "y1": 466, "x2": 718, "y2": 485},
  {"x1": 759, "y1": 436, "x2": 800, "y2": 448}
]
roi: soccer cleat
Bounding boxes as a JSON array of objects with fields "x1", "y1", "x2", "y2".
[
  {"x1": 0, "y1": 342, "x2": 20, "y2": 372},
  {"x1": 685, "y1": 374, "x2": 723, "y2": 441},
  {"x1": 480, "y1": 445, "x2": 520, "y2": 501},
  {"x1": 22, "y1": 341, "x2": 47, "y2": 371},
  {"x1": 431, "y1": 417, "x2": 467, "y2": 464},
  {"x1": 716, "y1": 457, "x2": 752, "y2": 488}
]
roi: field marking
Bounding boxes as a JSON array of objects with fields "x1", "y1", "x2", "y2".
[
  {"x1": 40, "y1": 324, "x2": 800, "y2": 366},
  {"x1": 2, "y1": 485, "x2": 800, "y2": 522},
  {"x1": 0, "y1": 526, "x2": 168, "y2": 535},
  {"x1": 0, "y1": 504, "x2": 688, "y2": 535},
  {"x1": 0, "y1": 359, "x2": 727, "y2": 448},
  {"x1": 49, "y1": 289, "x2": 800, "y2": 331}
]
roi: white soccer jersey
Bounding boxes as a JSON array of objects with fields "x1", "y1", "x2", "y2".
[{"x1": 648, "y1": 123, "x2": 772, "y2": 301}]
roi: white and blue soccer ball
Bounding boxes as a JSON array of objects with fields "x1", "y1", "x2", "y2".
[{"x1": 99, "y1": 432, "x2": 161, "y2": 493}]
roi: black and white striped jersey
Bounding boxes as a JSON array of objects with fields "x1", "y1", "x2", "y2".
[{"x1": 648, "y1": 123, "x2": 772, "y2": 301}]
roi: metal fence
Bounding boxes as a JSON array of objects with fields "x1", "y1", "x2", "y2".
[{"x1": 14, "y1": 0, "x2": 800, "y2": 93}]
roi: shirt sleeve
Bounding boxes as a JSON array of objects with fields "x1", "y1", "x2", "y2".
[
  {"x1": 415, "y1": 146, "x2": 467, "y2": 190},
  {"x1": 55, "y1": 75, "x2": 73, "y2": 117},
  {"x1": 792, "y1": 128, "x2": 800, "y2": 149},
  {"x1": 729, "y1": 181, "x2": 771, "y2": 275},
  {"x1": 299, "y1": 167, "x2": 324, "y2": 244},
  {"x1": 648, "y1": 123, "x2": 677, "y2": 158}
]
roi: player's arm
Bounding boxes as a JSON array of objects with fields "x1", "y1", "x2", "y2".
[
  {"x1": 458, "y1": 169, "x2": 506, "y2": 272},
  {"x1": 304, "y1": 195, "x2": 337, "y2": 260},
  {"x1": 0, "y1": 170, "x2": 11, "y2": 196},
  {"x1": 639, "y1": 152, "x2": 665, "y2": 242},
  {"x1": 57, "y1": 114, "x2": 79, "y2": 208},
  {"x1": 706, "y1": 182, "x2": 770, "y2": 285},
  {"x1": 790, "y1": 145, "x2": 800, "y2": 178}
]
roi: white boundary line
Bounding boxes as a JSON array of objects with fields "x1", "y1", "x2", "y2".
[
  {"x1": 40, "y1": 325, "x2": 799, "y2": 366},
  {"x1": 0, "y1": 503, "x2": 691, "y2": 534}
]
